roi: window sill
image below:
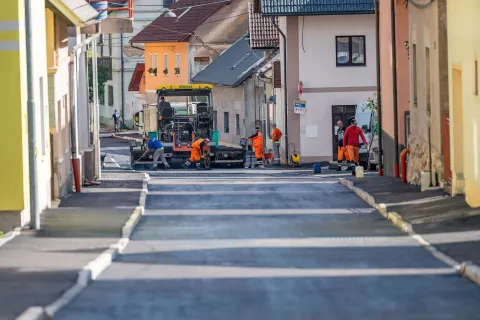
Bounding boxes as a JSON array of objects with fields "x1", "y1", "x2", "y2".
[{"x1": 336, "y1": 64, "x2": 366, "y2": 67}]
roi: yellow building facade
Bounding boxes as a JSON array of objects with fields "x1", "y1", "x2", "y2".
[
  {"x1": 447, "y1": 0, "x2": 480, "y2": 207},
  {"x1": 0, "y1": 0, "x2": 51, "y2": 231}
]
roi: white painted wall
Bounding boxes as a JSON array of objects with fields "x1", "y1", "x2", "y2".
[
  {"x1": 31, "y1": 0, "x2": 51, "y2": 211},
  {"x1": 297, "y1": 14, "x2": 376, "y2": 160}
]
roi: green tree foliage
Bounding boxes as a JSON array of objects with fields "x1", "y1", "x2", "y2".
[{"x1": 88, "y1": 63, "x2": 109, "y2": 103}]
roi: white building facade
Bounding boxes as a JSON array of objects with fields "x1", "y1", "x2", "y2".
[{"x1": 261, "y1": 0, "x2": 377, "y2": 163}]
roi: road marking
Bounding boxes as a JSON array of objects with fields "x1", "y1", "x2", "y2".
[{"x1": 145, "y1": 208, "x2": 375, "y2": 216}]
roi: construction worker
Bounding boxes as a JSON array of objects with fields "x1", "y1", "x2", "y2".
[
  {"x1": 183, "y1": 137, "x2": 210, "y2": 170},
  {"x1": 336, "y1": 120, "x2": 350, "y2": 171},
  {"x1": 143, "y1": 135, "x2": 170, "y2": 171},
  {"x1": 247, "y1": 127, "x2": 264, "y2": 168},
  {"x1": 343, "y1": 119, "x2": 367, "y2": 170},
  {"x1": 271, "y1": 123, "x2": 282, "y2": 166}
]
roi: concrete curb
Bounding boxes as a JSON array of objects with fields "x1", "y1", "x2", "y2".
[
  {"x1": 0, "y1": 227, "x2": 22, "y2": 249},
  {"x1": 15, "y1": 173, "x2": 150, "y2": 320},
  {"x1": 338, "y1": 178, "x2": 480, "y2": 287}
]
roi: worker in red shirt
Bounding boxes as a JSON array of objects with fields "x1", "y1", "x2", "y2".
[{"x1": 343, "y1": 119, "x2": 367, "y2": 169}]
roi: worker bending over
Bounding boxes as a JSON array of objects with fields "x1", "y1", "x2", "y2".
[
  {"x1": 183, "y1": 138, "x2": 210, "y2": 170},
  {"x1": 343, "y1": 119, "x2": 367, "y2": 169},
  {"x1": 336, "y1": 120, "x2": 350, "y2": 171},
  {"x1": 143, "y1": 135, "x2": 170, "y2": 171},
  {"x1": 247, "y1": 127, "x2": 265, "y2": 168},
  {"x1": 271, "y1": 123, "x2": 282, "y2": 166}
]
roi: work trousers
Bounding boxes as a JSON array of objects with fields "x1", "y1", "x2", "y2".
[
  {"x1": 273, "y1": 142, "x2": 281, "y2": 164},
  {"x1": 347, "y1": 145, "x2": 360, "y2": 164},
  {"x1": 153, "y1": 148, "x2": 169, "y2": 168}
]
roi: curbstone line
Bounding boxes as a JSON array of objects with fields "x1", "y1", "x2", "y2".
[
  {"x1": 16, "y1": 173, "x2": 151, "y2": 320},
  {"x1": 338, "y1": 177, "x2": 480, "y2": 286},
  {"x1": 16, "y1": 307, "x2": 46, "y2": 320},
  {"x1": 0, "y1": 227, "x2": 22, "y2": 249},
  {"x1": 460, "y1": 262, "x2": 480, "y2": 286}
]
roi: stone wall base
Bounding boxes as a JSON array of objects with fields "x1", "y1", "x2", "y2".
[
  {"x1": 407, "y1": 132, "x2": 444, "y2": 185},
  {"x1": 0, "y1": 210, "x2": 29, "y2": 233}
]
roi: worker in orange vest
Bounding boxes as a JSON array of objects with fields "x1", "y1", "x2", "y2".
[
  {"x1": 247, "y1": 127, "x2": 264, "y2": 168},
  {"x1": 271, "y1": 123, "x2": 282, "y2": 166},
  {"x1": 183, "y1": 138, "x2": 210, "y2": 170}
]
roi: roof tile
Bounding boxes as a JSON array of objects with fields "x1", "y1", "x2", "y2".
[
  {"x1": 261, "y1": 0, "x2": 375, "y2": 16},
  {"x1": 248, "y1": 2, "x2": 279, "y2": 49}
]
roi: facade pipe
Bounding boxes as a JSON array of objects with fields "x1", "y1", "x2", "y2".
[
  {"x1": 401, "y1": 148, "x2": 410, "y2": 183},
  {"x1": 92, "y1": 40, "x2": 101, "y2": 179},
  {"x1": 391, "y1": 0, "x2": 400, "y2": 177},
  {"x1": 375, "y1": 0, "x2": 384, "y2": 176},
  {"x1": 25, "y1": 0, "x2": 39, "y2": 229},
  {"x1": 121, "y1": 33, "x2": 126, "y2": 128},
  {"x1": 271, "y1": 18, "x2": 289, "y2": 165},
  {"x1": 69, "y1": 32, "x2": 101, "y2": 192}
]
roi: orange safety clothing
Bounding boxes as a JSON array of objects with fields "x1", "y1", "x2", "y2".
[
  {"x1": 272, "y1": 127, "x2": 282, "y2": 142},
  {"x1": 247, "y1": 131, "x2": 263, "y2": 160},
  {"x1": 189, "y1": 138, "x2": 205, "y2": 162},
  {"x1": 347, "y1": 145, "x2": 360, "y2": 163},
  {"x1": 337, "y1": 146, "x2": 350, "y2": 162}
]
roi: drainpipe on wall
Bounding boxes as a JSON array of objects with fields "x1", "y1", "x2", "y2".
[
  {"x1": 69, "y1": 32, "x2": 101, "y2": 192},
  {"x1": 25, "y1": 0, "x2": 39, "y2": 229},
  {"x1": 121, "y1": 33, "x2": 126, "y2": 128},
  {"x1": 391, "y1": 0, "x2": 400, "y2": 178},
  {"x1": 270, "y1": 17, "x2": 289, "y2": 165},
  {"x1": 375, "y1": 0, "x2": 384, "y2": 176},
  {"x1": 92, "y1": 40, "x2": 101, "y2": 179}
]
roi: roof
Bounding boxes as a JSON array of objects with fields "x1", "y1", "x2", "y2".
[
  {"x1": 128, "y1": 63, "x2": 145, "y2": 91},
  {"x1": 130, "y1": 0, "x2": 225, "y2": 43},
  {"x1": 261, "y1": 0, "x2": 375, "y2": 16},
  {"x1": 47, "y1": 0, "x2": 98, "y2": 26},
  {"x1": 191, "y1": 34, "x2": 266, "y2": 87},
  {"x1": 248, "y1": 2, "x2": 279, "y2": 49}
]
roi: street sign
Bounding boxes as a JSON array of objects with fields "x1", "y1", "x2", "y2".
[{"x1": 294, "y1": 99, "x2": 306, "y2": 114}]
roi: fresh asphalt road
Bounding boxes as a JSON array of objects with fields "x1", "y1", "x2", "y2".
[{"x1": 56, "y1": 170, "x2": 480, "y2": 320}]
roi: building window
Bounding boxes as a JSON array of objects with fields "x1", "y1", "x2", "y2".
[
  {"x1": 336, "y1": 36, "x2": 366, "y2": 66},
  {"x1": 413, "y1": 44, "x2": 418, "y2": 107},
  {"x1": 64, "y1": 94, "x2": 69, "y2": 152},
  {"x1": 176, "y1": 53, "x2": 180, "y2": 68},
  {"x1": 100, "y1": 85, "x2": 105, "y2": 105},
  {"x1": 193, "y1": 57, "x2": 209, "y2": 77},
  {"x1": 235, "y1": 114, "x2": 240, "y2": 135},
  {"x1": 425, "y1": 47, "x2": 431, "y2": 115},
  {"x1": 213, "y1": 111, "x2": 217, "y2": 130},
  {"x1": 108, "y1": 34, "x2": 112, "y2": 56},
  {"x1": 164, "y1": 53, "x2": 168, "y2": 69},
  {"x1": 108, "y1": 85, "x2": 114, "y2": 106},
  {"x1": 224, "y1": 112, "x2": 229, "y2": 133},
  {"x1": 475, "y1": 60, "x2": 478, "y2": 95}
]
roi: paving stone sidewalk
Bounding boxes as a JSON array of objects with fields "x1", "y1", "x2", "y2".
[
  {"x1": 342, "y1": 175, "x2": 480, "y2": 267},
  {"x1": 0, "y1": 170, "x2": 145, "y2": 319}
]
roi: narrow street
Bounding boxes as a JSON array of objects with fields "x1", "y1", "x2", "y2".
[{"x1": 55, "y1": 170, "x2": 480, "y2": 320}]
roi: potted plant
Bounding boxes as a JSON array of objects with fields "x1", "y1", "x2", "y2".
[
  {"x1": 163, "y1": 68, "x2": 168, "y2": 76},
  {"x1": 174, "y1": 67, "x2": 180, "y2": 76},
  {"x1": 148, "y1": 67, "x2": 158, "y2": 76}
]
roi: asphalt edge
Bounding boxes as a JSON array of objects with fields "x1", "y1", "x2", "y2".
[
  {"x1": 338, "y1": 178, "x2": 480, "y2": 287},
  {"x1": 0, "y1": 227, "x2": 22, "y2": 249},
  {"x1": 15, "y1": 173, "x2": 150, "y2": 320}
]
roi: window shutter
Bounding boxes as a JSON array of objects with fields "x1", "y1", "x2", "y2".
[{"x1": 273, "y1": 61, "x2": 281, "y2": 88}]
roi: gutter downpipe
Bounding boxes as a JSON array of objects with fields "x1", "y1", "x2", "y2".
[
  {"x1": 121, "y1": 33, "x2": 126, "y2": 128},
  {"x1": 69, "y1": 32, "x2": 101, "y2": 192},
  {"x1": 25, "y1": 0, "x2": 39, "y2": 229},
  {"x1": 271, "y1": 17, "x2": 289, "y2": 166},
  {"x1": 375, "y1": 0, "x2": 383, "y2": 176},
  {"x1": 92, "y1": 40, "x2": 101, "y2": 179},
  {"x1": 391, "y1": 0, "x2": 400, "y2": 178}
]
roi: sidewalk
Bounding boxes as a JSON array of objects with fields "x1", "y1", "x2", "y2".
[
  {"x1": 339, "y1": 175, "x2": 480, "y2": 284},
  {"x1": 0, "y1": 169, "x2": 147, "y2": 319}
]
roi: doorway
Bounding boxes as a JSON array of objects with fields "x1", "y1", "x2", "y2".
[{"x1": 332, "y1": 105, "x2": 356, "y2": 160}]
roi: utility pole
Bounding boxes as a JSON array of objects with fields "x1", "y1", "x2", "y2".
[
  {"x1": 25, "y1": 0, "x2": 39, "y2": 229},
  {"x1": 92, "y1": 40, "x2": 101, "y2": 179}
]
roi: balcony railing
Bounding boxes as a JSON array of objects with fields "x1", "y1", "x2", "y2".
[{"x1": 89, "y1": 0, "x2": 133, "y2": 19}]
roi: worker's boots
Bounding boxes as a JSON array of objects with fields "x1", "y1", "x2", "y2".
[{"x1": 182, "y1": 160, "x2": 191, "y2": 170}]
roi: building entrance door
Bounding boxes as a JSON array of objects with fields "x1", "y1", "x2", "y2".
[{"x1": 332, "y1": 105, "x2": 356, "y2": 160}]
